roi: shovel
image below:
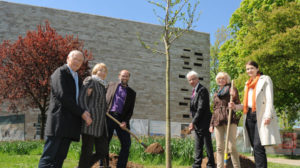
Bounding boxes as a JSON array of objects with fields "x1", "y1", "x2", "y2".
[
  {"x1": 106, "y1": 112, "x2": 148, "y2": 149},
  {"x1": 224, "y1": 80, "x2": 234, "y2": 168}
]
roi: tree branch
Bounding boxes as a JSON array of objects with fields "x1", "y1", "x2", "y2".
[{"x1": 137, "y1": 33, "x2": 166, "y2": 55}]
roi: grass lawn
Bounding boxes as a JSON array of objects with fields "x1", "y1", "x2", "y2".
[
  {"x1": 0, "y1": 152, "x2": 299, "y2": 168},
  {"x1": 0, "y1": 152, "x2": 78, "y2": 168},
  {"x1": 267, "y1": 162, "x2": 299, "y2": 168},
  {"x1": 0, "y1": 140, "x2": 299, "y2": 168},
  {"x1": 241, "y1": 152, "x2": 300, "y2": 160}
]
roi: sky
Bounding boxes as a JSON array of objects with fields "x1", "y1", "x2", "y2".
[{"x1": 3, "y1": 0, "x2": 242, "y2": 44}]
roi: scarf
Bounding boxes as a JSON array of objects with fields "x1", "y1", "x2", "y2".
[
  {"x1": 243, "y1": 74, "x2": 260, "y2": 114},
  {"x1": 92, "y1": 75, "x2": 108, "y2": 88},
  {"x1": 217, "y1": 84, "x2": 230, "y2": 99}
]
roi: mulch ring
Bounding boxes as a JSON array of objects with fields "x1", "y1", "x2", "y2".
[{"x1": 92, "y1": 152, "x2": 255, "y2": 168}]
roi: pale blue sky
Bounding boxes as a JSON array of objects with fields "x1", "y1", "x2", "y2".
[{"x1": 3, "y1": 0, "x2": 242, "y2": 44}]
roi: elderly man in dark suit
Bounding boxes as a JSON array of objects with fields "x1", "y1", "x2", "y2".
[
  {"x1": 106, "y1": 70, "x2": 136, "y2": 168},
  {"x1": 39, "y1": 50, "x2": 92, "y2": 168},
  {"x1": 187, "y1": 71, "x2": 215, "y2": 168}
]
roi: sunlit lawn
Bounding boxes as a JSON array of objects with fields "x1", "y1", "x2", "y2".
[
  {"x1": 0, "y1": 140, "x2": 299, "y2": 168},
  {"x1": 0, "y1": 152, "x2": 299, "y2": 168}
]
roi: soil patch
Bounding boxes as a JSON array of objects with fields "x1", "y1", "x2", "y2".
[
  {"x1": 92, "y1": 153, "x2": 143, "y2": 168},
  {"x1": 144, "y1": 142, "x2": 164, "y2": 154},
  {"x1": 92, "y1": 152, "x2": 255, "y2": 168}
]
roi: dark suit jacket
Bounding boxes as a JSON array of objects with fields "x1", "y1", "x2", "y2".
[
  {"x1": 190, "y1": 82, "x2": 212, "y2": 133},
  {"x1": 106, "y1": 82, "x2": 136, "y2": 127},
  {"x1": 45, "y1": 64, "x2": 84, "y2": 141}
]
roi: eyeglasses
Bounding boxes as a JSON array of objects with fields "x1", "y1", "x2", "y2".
[{"x1": 188, "y1": 77, "x2": 198, "y2": 82}]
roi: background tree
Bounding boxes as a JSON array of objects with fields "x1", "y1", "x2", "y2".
[
  {"x1": 218, "y1": 0, "x2": 300, "y2": 129},
  {"x1": 210, "y1": 26, "x2": 230, "y2": 96},
  {"x1": 139, "y1": 0, "x2": 200, "y2": 167},
  {"x1": 0, "y1": 21, "x2": 92, "y2": 139}
]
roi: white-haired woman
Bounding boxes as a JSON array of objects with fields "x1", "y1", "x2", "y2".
[
  {"x1": 209, "y1": 72, "x2": 241, "y2": 168},
  {"x1": 78, "y1": 63, "x2": 109, "y2": 168}
]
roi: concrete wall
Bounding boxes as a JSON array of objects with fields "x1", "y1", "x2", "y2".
[{"x1": 0, "y1": 1, "x2": 210, "y2": 139}]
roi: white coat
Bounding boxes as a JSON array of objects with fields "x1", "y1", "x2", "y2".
[{"x1": 243, "y1": 75, "x2": 282, "y2": 147}]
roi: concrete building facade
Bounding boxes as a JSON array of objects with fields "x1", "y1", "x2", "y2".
[{"x1": 0, "y1": 1, "x2": 210, "y2": 140}]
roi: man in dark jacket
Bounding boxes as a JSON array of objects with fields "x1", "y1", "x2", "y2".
[
  {"x1": 39, "y1": 50, "x2": 92, "y2": 168},
  {"x1": 106, "y1": 70, "x2": 136, "y2": 168},
  {"x1": 187, "y1": 71, "x2": 215, "y2": 168}
]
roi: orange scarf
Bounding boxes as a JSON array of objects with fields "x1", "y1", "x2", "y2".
[{"x1": 243, "y1": 74, "x2": 260, "y2": 114}]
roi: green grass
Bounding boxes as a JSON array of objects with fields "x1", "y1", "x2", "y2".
[
  {"x1": 268, "y1": 162, "x2": 299, "y2": 168},
  {"x1": 241, "y1": 152, "x2": 300, "y2": 160},
  {"x1": 0, "y1": 138, "x2": 298, "y2": 168}
]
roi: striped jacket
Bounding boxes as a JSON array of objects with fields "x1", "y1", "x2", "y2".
[{"x1": 79, "y1": 76, "x2": 107, "y2": 137}]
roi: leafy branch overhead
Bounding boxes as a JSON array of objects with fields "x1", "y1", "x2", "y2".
[{"x1": 138, "y1": 0, "x2": 200, "y2": 54}]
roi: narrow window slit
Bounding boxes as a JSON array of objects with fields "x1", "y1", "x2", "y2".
[
  {"x1": 179, "y1": 102, "x2": 188, "y2": 106},
  {"x1": 194, "y1": 52, "x2": 203, "y2": 56},
  {"x1": 179, "y1": 74, "x2": 185, "y2": 78},
  {"x1": 194, "y1": 63, "x2": 202, "y2": 67},
  {"x1": 183, "y1": 114, "x2": 190, "y2": 118},
  {"x1": 181, "y1": 55, "x2": 190, "y2": 59},
  {"x1": 183, "y1": 49, "x2": 191, "y2": 52},
  {"x1": 182, "y1": 67, "x2": 192, "y2": 70}
]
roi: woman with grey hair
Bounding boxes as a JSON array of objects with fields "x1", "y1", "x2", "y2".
[
  {"x1": 209, "y1": 72, "x2": 241, "y2": 168},
  {"x1": 78, "y1": 63, "x2": 109, "y2": 168}
]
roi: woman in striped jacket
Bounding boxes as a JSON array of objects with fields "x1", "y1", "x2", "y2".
[{"x1": 78, "y1": 63, "x2": 109, "y2": 168}]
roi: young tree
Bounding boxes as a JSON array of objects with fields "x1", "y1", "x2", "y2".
[
  {"x1": 0, "y1": 21, "x2": 92, "y2": 139},
  {"x1": 139, "y1": 0, "x2": 200, "y2": 167}
]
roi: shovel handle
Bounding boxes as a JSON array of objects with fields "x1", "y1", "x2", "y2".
[
  {"x1": 224, "y1": 80, "x2": 234, "y2": 167},
  {"x1": 106, "y1": 113, "x2": 141, "y2": 143}
]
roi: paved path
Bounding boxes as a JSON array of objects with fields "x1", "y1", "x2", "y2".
[{"x1": 248, "y1": 156, "x2": 300, "y2": 166}]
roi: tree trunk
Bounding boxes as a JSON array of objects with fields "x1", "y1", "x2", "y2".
[
  {"x1": 165, "y1": 47, "x2": 171, "y2": 168},
  {"x1": 165, "y1": 1, "x2": 171, "y2": 167},
  {"x1": 40, "y1": 110, "x2": 46, "y2": 140}
]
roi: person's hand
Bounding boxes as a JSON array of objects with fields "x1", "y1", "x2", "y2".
[
  {"x1": 264, "y1": 118, "x2": 271, "y2": 125},
  {"x1": 82, "y1": 111, "x2": 92, "y2": 126},
  {"x1": 188, "y1": 123, "x2": 194, "y2": 132},
  {"x1": 87, "y1": 88, "x2": 92, "y2": 96},
  {"x1": 120, "y1": 122, "x2": 127, "y2": 130},
  {"x1": 228, "y1": 102, "x2": 236, "y2": 110},
  {"x1": 209, "y1": 126, "x2": 214, "y2": 133},
  {"x1": 230, "y1": 88, "x2": 235, "y2": 97}
]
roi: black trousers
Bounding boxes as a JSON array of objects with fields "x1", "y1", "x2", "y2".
[
  {"x1": 246, "y1": 109, "x2": 267, "y2": 168},
  {"x1": 107, "y1": 112, "x2": 131, "y2": 168},
  {"x1": 193, "y1": 130, "x2": 215, "y2": 168},
  {"x1": 38, "y1": 136, "x2": 72, "y2": 168},
  {"x1": 78, "y1": 134, "x2": 109, "y2": 168}
]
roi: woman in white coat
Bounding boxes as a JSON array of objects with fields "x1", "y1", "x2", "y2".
[{"x1": 229, "y1": 61, "x2": 281, "y2": 168}]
